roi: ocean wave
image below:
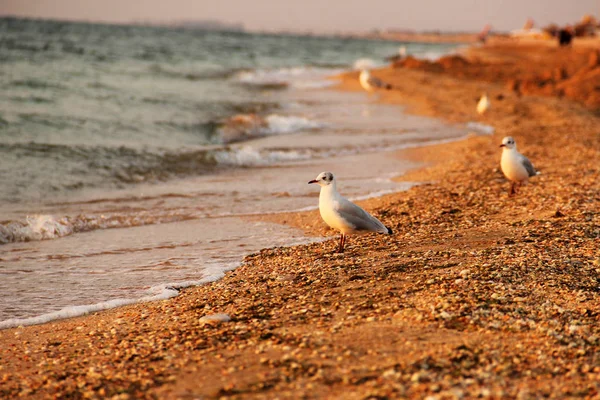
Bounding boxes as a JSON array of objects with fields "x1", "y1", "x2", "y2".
[
  {"x1": 466, "y1": 121, "x2": 495, "y2": 135},
  {"x1": 10, "y1": 95, "x2": 54, "y2": 104},
  {"x1": 0, "y1": 130, "x2": 465, "y2": 204},
  {"x1": 214, "y1": 146, "x2": 313, "y2": 166},
  {"x1": 0, "y1": 211, "x2": 198, "y2": 245},
  {"x1": 148, "y1": 64, "x2": 245, "y2": 81},
  {"x1": 217, "y1": 113, "x2": 325, "y2": 144},
  {"x1": 0, "y1": 139, "x2": 318, "y2": 199},
  {"x1": 0, "y1": 262, "x2": 238, "y2": 329},
  {"x1": 233, "y1": 66, "x2": 340, "y2": 90},
  {"x1": 9, "y1": 79, "x2": 67, "y2": 91},
  {"x1": 353, "y1": 58, "x2": 379, "y2": 70}
]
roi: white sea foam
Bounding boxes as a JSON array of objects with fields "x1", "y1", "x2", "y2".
[
  {"x1": 0, "y1": 262, "x2": 238, "y2": 330},
  {"x1": 218, "y1": 113, "x2": 326, "y2": 144},
  {"x1": 0, "y1": 211, "x2": 197, "y2": 245},
  {"x1": 353, "y1": 58, "x2": 378, "y2": 70},
  {"x1": 0, "y1": 215, "x2": 73, "y2": 244},
  {"x1": 466, "y1": 121, "x2": 495, "y2": 135},
  {"x1": 234, "y1": 67, "x2": 341, "y2": 89},
  {"x1": 214, "y1": 146, "x2": 312, "y2": 166},
  {"x1": 262, "y1": 114, "x2": 325, "y2": 134}
]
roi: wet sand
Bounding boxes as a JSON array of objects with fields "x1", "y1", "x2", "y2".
[{"x1": 1, "y1": 41, "x2": 599, "y2": 399}]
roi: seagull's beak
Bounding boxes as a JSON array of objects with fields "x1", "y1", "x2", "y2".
[
  {"x1": 308, "y1": 179, "x2": 318, "y2": 184},
  {"x1": 499, "y1": 144, "x2": 505, "y2": 147}
]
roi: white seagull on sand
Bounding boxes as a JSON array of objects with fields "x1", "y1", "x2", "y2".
[
  {"x1": 308, "y1": 172, "x2": 392, "y2": 252},
  {"x1": 359, "y1": 70, "x2": 391, "y2": 92},
  {"x1": 477, "y1": 93, "x2": 491, "y2": 115},
  {"x1": 499, "y1": 136, "x2": 539, "y2": 195}
]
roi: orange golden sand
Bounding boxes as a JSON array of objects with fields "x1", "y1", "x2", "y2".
[{"x1": 1, "y1": 40, "x2": 599, "y2": 399}]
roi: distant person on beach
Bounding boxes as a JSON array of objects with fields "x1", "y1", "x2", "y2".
[
  {"x1": 557, "y1": 26, "x2": 574, "y2": 47},
  {"x1": 478, "y1": 24, "x2": 491, "y2": 43}
]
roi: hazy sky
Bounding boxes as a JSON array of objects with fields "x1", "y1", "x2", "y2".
[{"x1": 1, "y1": 0, "x2": 597, "y2": 33}]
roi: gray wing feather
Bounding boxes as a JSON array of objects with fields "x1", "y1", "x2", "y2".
[
  {"x1": 520, "y1": 155, "x2": 537, "y2": 177},
  {"x1": 369, "y1": 76, "x2": 384, "y2": 88},
  {"x1": 335, "y1": 198, "x2": 387, "y2": 233},
  {"x1": 368, "y1": 76, "x2": 392, "y2": 90}
]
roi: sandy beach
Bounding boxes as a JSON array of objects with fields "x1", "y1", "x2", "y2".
[{"x1": 1, "y1": 39, "x2": 599, "y2": 399}]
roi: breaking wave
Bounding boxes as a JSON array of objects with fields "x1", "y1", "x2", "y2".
[
  {"x1": 0, "y1": 211, "x2": 198, "y2": 245},
  {"x1": 217, "y1": 113, "x2": 326, "y2": 143},
  {"x1": 0, "y1": 262, "x2": 239, "y2": 330},
  {"x1": 233, "y1": 66, "x2": 341, "y2": 90}
]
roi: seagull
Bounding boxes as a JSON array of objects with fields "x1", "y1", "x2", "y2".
[
  {"x1": 385, "y1": 46, "x2": 407, "y2": 62},
  {"x1": 359, "y1": 70, "x2": 392, "y2": 92},
  {"x1": 499, "y1": 136, "x2": 539, "y2": 195},
  {"x1": 308, "y1": 172, "x2": 392, "y2": 252},
  {"x1": 477, "y1": 93, "x2": 491, "y2": 115}
]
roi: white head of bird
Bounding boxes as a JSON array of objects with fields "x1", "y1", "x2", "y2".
[
  {"x1": 499, "y1": 136, "x2": 516, "y2": 150},
  {"x1": 308, "y1": 171, "x2": 335, "y2": 188}
]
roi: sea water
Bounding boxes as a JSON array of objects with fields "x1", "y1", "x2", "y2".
[{"x1": 0, "y1": 17, "x2": 467, "y2": 328}]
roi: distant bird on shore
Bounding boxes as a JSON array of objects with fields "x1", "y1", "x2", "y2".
[
  {"x1": 385, "y1": 46, "x2": 407, "y2": 62},
  {"x1": 477, "y1": 93, "x2": 491, "y2": 115},
  {"x1": 308, "y1": 172, "x2": 392, "y2": 253},
  {"x1": 499, "y1": 136, "x2": 539, "y2": 195},
  {"x1": 359, "y1": 70, "x2": 392, "y2": 92}
]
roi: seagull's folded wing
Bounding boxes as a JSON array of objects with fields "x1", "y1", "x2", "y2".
[
  {"x1": 335, "y1": 198, "x2": 388, "y2": 233},
  {"x1": 520, "y1": 155, "x2": 537, "y2": 177},
  {"x1": 369, "y1": 76, "x2": 391, "y2": 89}
]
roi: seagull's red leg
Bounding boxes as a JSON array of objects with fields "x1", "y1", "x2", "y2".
[
  {"x1": 338, "y1": 234, "x2": 345, "y2": 253},
  {"x1": 510, "y1": 182, "x2": 516, "y2": 196}
]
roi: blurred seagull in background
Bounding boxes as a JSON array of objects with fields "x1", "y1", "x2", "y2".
[
  {"x1": 308, "y1": 172, "x2": 392, "y2": 253},
  {"x1": 385, "y1": 45, "x2": 407, "y2": 62},
  {"x1": 359, "y1": 69, "x2": 392, "y2": 92},
  {"x1": 477, "y1": 93, "x2": 491, "y2": 115},
  {"x1": 499, "y1": 136, "x2": 539, "y2": 195}
]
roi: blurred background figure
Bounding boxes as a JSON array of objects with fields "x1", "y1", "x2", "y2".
[
  {"x1": 359, "y1": 69, "x2": 392, "y2": 91},
  {"x1": 510, "y1": 17, "x2": 546, "y2": 39},
  {"x1": 557, "y1": 25, "x2": 574, "y2": 46},
  {"x1": 477, "y1": 93, "x2": 491, "y2": 115},
  {"x1": 574, "y1": 14, "x2": 598, "y2": 36},
  {"x1": 478, "y1": 24, "x2": 492, "y2": 43},
  {"x1": 523, "y1": 18, "x2": 535, "y2": 30},
  {"x1": 385, "y1": 45, "x2": 407, "y2": 62}
]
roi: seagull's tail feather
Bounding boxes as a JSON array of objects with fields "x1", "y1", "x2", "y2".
[{"x1": 386, "y1": 226, "x2": 393, "y2": 235}]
